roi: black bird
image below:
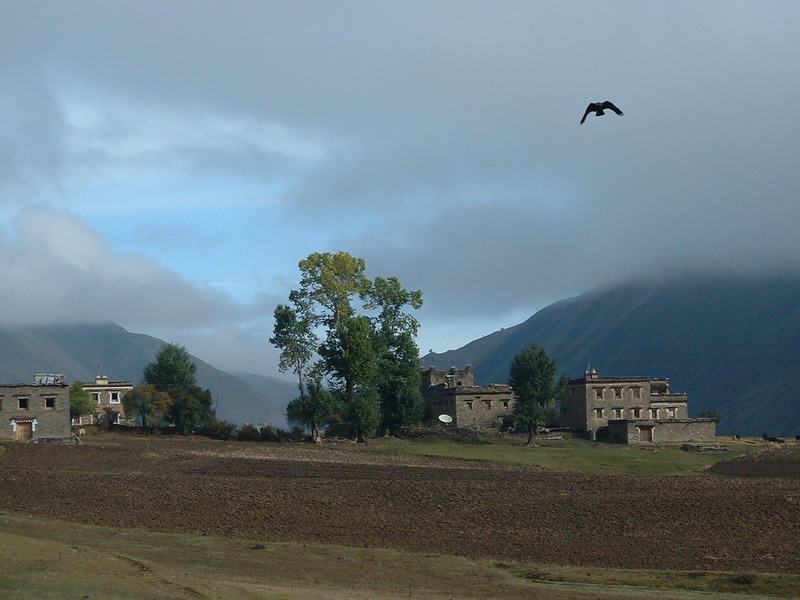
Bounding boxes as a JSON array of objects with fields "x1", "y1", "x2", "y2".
[{"x1": 580, "y1": 101, "x2": 624, "y2": 124}]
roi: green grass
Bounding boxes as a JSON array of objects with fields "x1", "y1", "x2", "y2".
[
  {"x1": 364, "y1": 434, "x2": 762, "y2": 475},
  {"x1": 2, "y1": 512, "x2": 797, "y2": 600}
]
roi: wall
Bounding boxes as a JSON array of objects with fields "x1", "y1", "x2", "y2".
[
  {"x1": 0, "y1": 383, "x2": 71, "y2": 441},
  {"x1": 607, "y1": 419, "x2": 717, "y2": 444}
]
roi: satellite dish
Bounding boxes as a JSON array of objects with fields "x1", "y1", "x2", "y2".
[{"x1": 438, "y1": 414, "x2": 453, "y2": 424}]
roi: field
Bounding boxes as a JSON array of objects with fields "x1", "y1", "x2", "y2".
[{"x1": 1, "y1": 433, "x2": 799, "y2": 599}]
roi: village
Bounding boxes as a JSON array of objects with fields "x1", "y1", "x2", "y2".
[{"x1": 2, "y1": 365, "x2": 715, "y2": 445}]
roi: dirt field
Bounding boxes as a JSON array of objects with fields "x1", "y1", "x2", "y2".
[{"x1": 1, "y1": 438, "x2": 799, "y2": 574}]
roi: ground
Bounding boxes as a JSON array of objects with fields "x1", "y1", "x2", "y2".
[{"x1": 0, "y1": 436, "x2": 799, "y2": 575}]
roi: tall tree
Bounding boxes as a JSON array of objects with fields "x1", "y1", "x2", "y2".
[
  {"x1": 143, "y1": 343, "x2": 197, "y2": 391},
  {"x1": 365, "y1": 277, "x2": 424, "y2": 435},
  {"x1": 272, "y1": 252, "x2": 423, "y2": 442},
  {"x1": 509, "y1": 344, "x2": 565, "y2": 447},
  {"x1": 270, "y1": 303, "x2": 317, "y2": 400},
  {"x1": 122, "y1": 383, "x2": 171, "y2": 429},
  {"x1": 69, "y1": 382, "x2": 94, "y2": 423}
]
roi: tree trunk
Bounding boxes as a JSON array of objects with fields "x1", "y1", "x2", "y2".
[{"x1": 525, "y1": 424, "x2": 537, "y2": 447}]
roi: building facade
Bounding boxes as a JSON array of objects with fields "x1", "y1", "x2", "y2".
[
  {"x1": 78, "y1": 376, "x2": 135, "y2": 425},
  {"x1": 421, "y1": 365, "x2": 515, "y2": 427},
  {"x1": 562, "y1": 369, "x2": 715, "y2": 444},
  {"x1": 0, "y1": 375, "x2": 71, "y2": 441}
]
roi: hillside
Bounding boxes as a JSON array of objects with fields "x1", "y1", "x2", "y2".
[
  {"x1": 422, "y1": 272, "x2": 800, "y2": 437},
  {"x1": 0, "y1": 323, "x2": 291, "y2": 427}
]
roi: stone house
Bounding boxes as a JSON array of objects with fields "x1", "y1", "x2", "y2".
[
  {"x1": 562, "y1": 369, "x2": 715, "y2": 444},
  {"x1": 0, "y1": 375, "x2": 71, "y2": 441},
  {"x1": 421, "y1": 365, "x2": 515, "y2": 427},
  {"x1": 77, "y1": 376, "x2": 135, "y2": 426}
]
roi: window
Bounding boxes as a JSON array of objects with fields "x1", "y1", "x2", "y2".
[
  {"x1": 93, "y1": 392, "x2": 101, "y2": 404},
  {"x1": 595, "y1": 388, "x2": 604, "y2": 398},
  {"x1": 632, "y1": 407, "x2": 642, "y2": 419},
  {"x1": 649, "y1": 407, "x2": 659, "y2": 419},
  {"x1": 465, "y1": 401, "x2": 473, "y2": 410},
  {"x1": 594, "y1": 407, "x2": 604, "y2": 419},
  {"x1": 18, "y1": 396, "x2": 29, "y2": 410},
  {"x1": 110, "y1": 392, "x2": 121, "y2": 404},
  {"x1": 502, "y1": 400, "x2": 509, "y2": 409},
  {"x1": 483, "y1": 400, "x2": 492, "y2": 410},
  {"x1": 612, "y1": 407, "x2": 623, "y2": 419},
  {"x1": 666, "y1": 407, "x2": 676, "y2": 419},
  {"x1": 0, "y1": 396, "x2": 3, "y2": 411},
  {"x1": 633, "y1": 388, "x2": 641, "y2": 398},
  {"x1": 614, "y1": 388, "x2": 621, "y2": 399},
  {"x1": 44, "y1": 396, "x2": 56, "y2": 409}
]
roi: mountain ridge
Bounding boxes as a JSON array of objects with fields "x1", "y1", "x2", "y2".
[{"x1": 422, "y1": 272, "x2": 800, "y2": 436}]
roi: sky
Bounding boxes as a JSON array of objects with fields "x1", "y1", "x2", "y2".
[{"x1": 2, "y1": 1, "x2": 799, "y2": 378}]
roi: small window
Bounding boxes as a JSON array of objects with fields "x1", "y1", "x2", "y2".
[
  {"x1": 632, "y1": 407, "x2": 642, "y2": 419},
  {"x1": 93, "y1": 392, "x2": 101, "y2": 404},
  {"x1": 594, "y1": 407, "x2": 604, "y2": 419},
  {"x1": 18, "y1": 397, "x2": 29, "y2": 410},
  {"x1": 666, "y1": 407, "x2": 676, "y2": 419},
  {"x1": 483, "y1": 400, "x2": 492, "y2": 409},
  {"x1": 465, "y1": 401, "x2": 473, "y2": 410},
  {"x1": 110, "y1": 392, "x2": 121, "y2": 404},
  {"x1": 633, "y1": 388, "x2": 641, "y2": 398},
  {"x1": 649, "y1": 407, "x2": 659, "y2": 419},
  {"x1": 614, "y1": 388, "x2": 621, "y2": 399},
  {"x1": 45, "y1": 397, "x2": 56, "y2": 409},
  {"x1": 612, "y1": 407, "x2": 623, "y2": 419},
  {"x1": 595, "y1": 388, "x2": 603, "y2": 398},
  {"x1": 502, "y1": 400, "x2": 509, "y2": 409}
]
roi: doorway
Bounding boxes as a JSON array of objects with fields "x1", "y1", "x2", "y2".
[
  {"x1": 15, "y1": 421, "x2": 33, "y2": 440},
  {"x1": 637, "y1": 426, "x2": 654, "y2": 443}
]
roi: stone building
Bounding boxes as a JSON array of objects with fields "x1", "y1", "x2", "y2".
[
  {"x1": 0, "y1": 375, "x2": 71, "y2": 441},
  {"x1": 78, "y1": 376, "x2": 135, "y2": 425},
  {"x1": 421, "y1": 365, "x2": 515, "y2": 427},
  {"x1": 562, "y1": 369, "x2": 715, "y2": 444}
]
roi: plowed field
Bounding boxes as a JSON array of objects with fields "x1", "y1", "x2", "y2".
[{"x1": 1, "y1": 439, "x2": 799, "y2": 574}]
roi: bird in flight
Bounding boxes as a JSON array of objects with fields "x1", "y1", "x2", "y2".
[{"x1": 580, "y1": 101, "x2": 624, "y2": 124}]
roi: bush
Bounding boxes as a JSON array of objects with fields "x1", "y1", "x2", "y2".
[{"x1": 198, "y1": 419, "x2": 238, "y2": 440}]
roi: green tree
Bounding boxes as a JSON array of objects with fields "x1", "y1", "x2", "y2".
[
  {"x1": 509, "y1": 344, "x2": 565, "y2": 447},
  {"x1": 320, "y1": 315, "x2": 380, "y2": 442},
  {"x1": 699, "y1": 410, "x2": 724, "y2": 424},
  {"x1": 122, "y1": 383, "x2": 171, "y2": 429},
  {"x1": 365, "y1": 277, "x2": 424, "y2": 436},
  {"x1": 285, "y1": 377, "x2": 334, "y2": 443},
  {"x1": 143, "y1": 343, "x2": 197, "y2": 391},
  {"x1": 167, "y1": 385, "x2": 213, "y2": 434},
  {"x1": 69, "y1": 382, "x2": 94, "y2": 423},
  {"x1": 273, "y1": 251, "x2": 424, "y2": 443}
]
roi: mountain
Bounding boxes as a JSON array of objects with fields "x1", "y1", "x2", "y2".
[
  {"x1": 422, "y1": 272, "x2": 800, "y2": 437},
  {"x1": 0, "y1": 322, "x2": 288, "y2": 427}
]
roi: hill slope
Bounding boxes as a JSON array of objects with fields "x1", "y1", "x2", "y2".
[
  {"x1": 0, "y1": 323, "x2": 290, "y2": 427},
  {"x1": 423, "y1": 272, "x2": 800, "y2": 436}
]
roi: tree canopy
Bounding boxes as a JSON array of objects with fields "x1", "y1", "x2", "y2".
[
  {"x1": 508, "y1": 344, "x2": 567, "y2": 447},
  {"x1": 144, "y1": 343, "x2": 197, "y2": 391},
  {"x1": 272, "y1": 251, "x2": 423, "y2": 442},
  {"x1": 122, "y1": 383, "x2": 171, "y2": 429},
  {"x1": 69, "y1": 382, "x2": 94, "y2": 423}
]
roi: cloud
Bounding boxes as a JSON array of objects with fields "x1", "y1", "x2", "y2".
[{"x1": 0, "y1": 205, "x2": 243, "y2": 328}]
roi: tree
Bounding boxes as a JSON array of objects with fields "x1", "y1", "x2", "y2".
[
  {"x1": 365, "y1": 277, "x2": 424, "y2": 436},
  {"x1": 69, "y1": 382, "x2": 94, "y2": 423},
  {"x1": 167, "y1": 385, "x2": 213, "y2": 434},
  {"x1": 144, "y1": 343, "x2": 197, "y2": 391},
  {"x1": 699, "y1": 410, "x2": 724, "y2": 424},
  {"x1": 272, "y1": 252, "x2": 424, "y2": 442},
  {"x1": 285, "y1": 377, "x2": 334, "y2": 443},
  {"x1": 122, "y1": 383, "x2": 171, "y2": 429},
  {"x1": 509, "y1": 344, "x2": 565, "y2": 447}
]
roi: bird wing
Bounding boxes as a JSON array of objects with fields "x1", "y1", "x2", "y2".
[
  {"x1": 580, "y1": 103, "x2": 596, "y2": 124},
  {"x1": 601, "y1": 101, "x2": 623, "y2": 116}
]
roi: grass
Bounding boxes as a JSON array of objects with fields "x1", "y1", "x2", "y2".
[
  {"x1": 2, "y1": 511, "x2": 797, "y2": 600},
  {"x1": 360, "y1": 433, "x2": 763, "y2": 475}
]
